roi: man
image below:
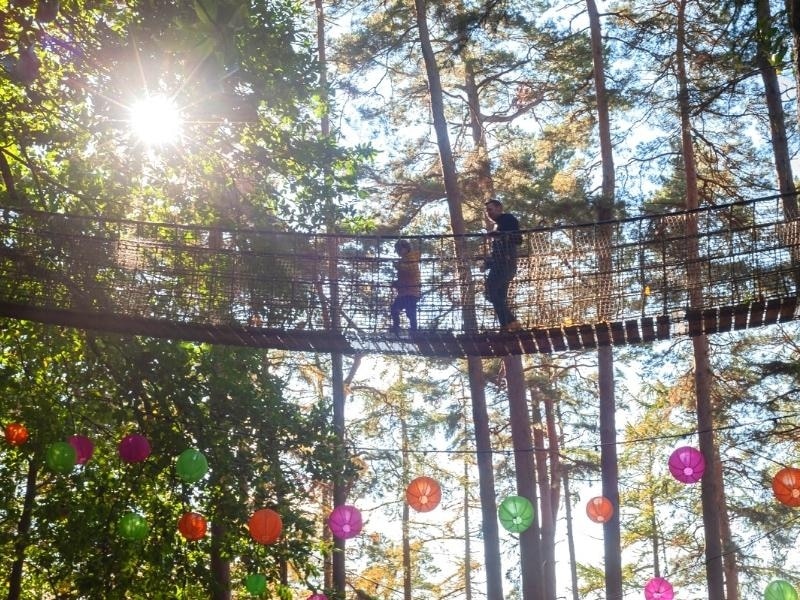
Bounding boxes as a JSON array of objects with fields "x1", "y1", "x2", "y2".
[{"x1": 483, "y1": 199, "x2": 522, "y2": 332}]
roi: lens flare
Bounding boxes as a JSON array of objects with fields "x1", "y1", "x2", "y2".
[{"x1": 129, "y1": 94, "x2": 183, "y2": 146}]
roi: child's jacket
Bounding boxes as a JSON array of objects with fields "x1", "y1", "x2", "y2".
[{"x1": 394, "y1": 250, "x2": 421, "y2": 297}]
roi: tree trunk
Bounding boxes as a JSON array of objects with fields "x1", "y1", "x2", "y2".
[
  {"x1": 413, "y1": 0, "x2": 504, "y2": 596},
  {"x1": 757, "y1": 0, "x2": 799, "y2": 293},
  {"x1": 402, "y1": 415, "x2": 412, "y2": 600},
  {"x1": 756, "y1": 0, "x2": 797, "y2": 210},
  {"x1": 315, "y1": 1, "x2": 348, "y2": 593},
  {"x1": 210, "y1": 518, "x2": 231, "y2": 599},
  {"x1": 530, "y1": 384, "x2": 555, "y2": 599},
  {"x1": 465, "y1": 357, "x2": 504, "y2": 600},
  {"x1": 786, "y1": 0, "x2": 800, "y2": 135},
  {"x1": 676, "y1": 1, "x2": 726, "y2": 597},
  {"x1": 585, "y1": 0, "x2": 623, "y2": 597},
  {"x1": 463, "y1": 447, "x2": 473, "y2": 600},
  {"x1": 505, "y1": 355, "x2": 545, "y2": 600},
  {"x1": 715, "y1": 446, "x2": 739, "y2": 600},
  {"x1": 6, "y1": 458, "x2": 37, "y2": 600},
  {"x1": 561, "y1": 467, "x2": 580, "y2": 600}
]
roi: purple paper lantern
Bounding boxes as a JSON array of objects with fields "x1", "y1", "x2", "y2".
[
  {"x1": 644, "y1": 577, "x2": 674, "y2": 600},
  {"x1": 308, "y1": 594, "x2": 328, "y2": 600},
  {"x1": 68, "y1": 435, "x2": 94, "y2": 465},
  {"x1": 328, "y1": 505, "x2": 362, "y2": 540},
  {"x1": 119, "y1": 434, "x2": 151, "y2": 464},
  {"x1": 668, "y1": 446, "x2": 705, "y2": 484}
]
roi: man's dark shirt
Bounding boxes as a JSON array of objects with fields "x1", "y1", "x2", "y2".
[{"x1": 489, "y1": 212, "x2": 522, "y2": 263}]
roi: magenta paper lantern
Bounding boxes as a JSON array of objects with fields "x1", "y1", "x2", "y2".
[
  {"x1": 119, "y1": 434, "x2": 151, "y2": 463},
  {"x1": 328, "y1": 505, "x2": 362, "y2": 540},
  {"x1": 68, "y1": 435, "x2": 94, "y2": 465},
  {"x1": 668, "y1": 446, "x2": 705, "y2": 484},
  {"x1": 308, "y1": 594, "x2": 328, "y2": 600},
  {"x1": 644, "y1": 577, "x2": 674, "y2": 600}
]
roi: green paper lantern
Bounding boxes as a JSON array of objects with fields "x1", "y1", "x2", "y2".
[
  {"x1": 498, "y1": 495, "x2": 534, "y2": 533},
  {"x1": 176, "y1": 448, "x2": 208, "y2": 483},
  {"x1": 118, "y1": 512, "x2": 149, "y2": 541},
  {"x1": 765, "y1": 580, "x2": 799, "y2": 600},
  {"x1": 245, "y1": 573, "x2": 267, "y2": 596},
  {"x1": 46, "y1": 441, "x2": 77, "y2": 474}
]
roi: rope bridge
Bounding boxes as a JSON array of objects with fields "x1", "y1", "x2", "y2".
[{"x1": 0, "y1": 194, "x2": 798, "y2": 357}]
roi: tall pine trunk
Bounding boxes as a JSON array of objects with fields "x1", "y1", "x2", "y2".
[
  {"x1": 585, "y1": 0, "x2": 623, "y2": 597},
  {"x1": 401, "y1": 411, "x2": 412, "y2": 600},
  {"x1": 412, "y1": 0, "x2": 504, "y2": 596},
  {"x1": 531, "y1": 385, "x2": 556, "y2": 599},
  {"x1": 457, "y1": 13, "x2": 545, "y2": 597},
  {"x1": 786, "y1": 0, "x2": 800, "y2": 137},
  {"x1": 6, "y1": 458, "x2": 37, "y2": 600},
  {"x1": 505, "y1": 355, "x2": 545, "y2": 600},
  {"x1": 676, "y1": 1, "x2": 726, "y2": 596},
  {"x1": 315, "y1": 0, "x2": 349, "y2": 593}
]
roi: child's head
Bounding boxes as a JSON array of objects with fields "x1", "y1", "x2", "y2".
[{"x1": 395, "y1": 240, "x2": 411, "y2": 255}]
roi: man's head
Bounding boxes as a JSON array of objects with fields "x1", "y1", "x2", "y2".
[
  {"x1": 484, "y1": 199, "x2": 503, "y2": 222},
  {"x1": 395, "y1": 239, "x2": 411, "y2": 255}
]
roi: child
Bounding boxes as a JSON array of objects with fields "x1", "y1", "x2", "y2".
[{"x1": 390, "y1": 240, "x2": 421, "y2": 334}]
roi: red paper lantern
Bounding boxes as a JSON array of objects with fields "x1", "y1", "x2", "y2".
[
  {"x1": 772, "y1": 467, "x2": 800, "y2": 507},
  {"x1": 68, "y1": 435, "x2": 94, "y2": 465},
  {"x1": 248, "y1": 508, "x2": 282, "y2": 545},
  {"x1": 178, "y1": 511, "x2": 207, "y2": 541},
  {"x1": 406, "y1": 476, "x2": 442, "y2": 512},
  {"x1": 586, "y1": 496, "x2": 614, "y2": 523},
  {"x1": 328, "y1": 505, "x2": 362, "y2": 540},
  {"x1": 4, "y1": 423, "x2": 29, "y2": 446},
  {"x1": 119, "y1": 434, "x2": 151, "y2": 463}
]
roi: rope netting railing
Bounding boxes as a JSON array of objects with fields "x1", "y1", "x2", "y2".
[{"x1": 0, "y1": 194, "x2": 798, "y2": 356}]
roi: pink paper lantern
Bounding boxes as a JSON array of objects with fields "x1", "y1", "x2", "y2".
[
  {"x1": 68, "y1": 435, "x2": 94, "y2": 465},
  {"x1": 644, "y1": 577, "x2": 674, "y2": 600},
  {"x1": 668, "y1": 446, "x2": 705, "y2": 484},
  {"x1": 328, "y1": 505, "x2": 362, "y2": 540},
  {"x1": 307, "y1": 594, "x2": 328, "y2": 600},
  {"x1": 119, "y1": 434, "x2": 151, "y2": 464}
]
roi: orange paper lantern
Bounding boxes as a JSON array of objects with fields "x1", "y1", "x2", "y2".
[
  {"x1": 178, "y1": 512, "x2": 207, "y2": 541},
  {"x1": 772, "y1": 467, "x2": 800, "y2": 507},
  {"x1": 406, "y1": 476, "x2": 442, "y2": 512},
  {"x1": 4, "y1": 423, "x2": 29, "y2": 447},
  {"x1": 248, "y1": 508, "x2": 282, "y2": 545},
  {"x1": 586, "y1": 496, "x2": 614, "y2": 523}
]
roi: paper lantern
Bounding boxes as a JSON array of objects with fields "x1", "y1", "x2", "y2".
[
  {"x1": 248, "y1": 508, "x2": 282, "y2": 544},
  {"x1": 406, "y1": 476, "x2": 441, "y2": 512},
  {"x1": 67, "y1": 435, "x2": 94, "y2": 465},
  {"x1": 765, "y1": 580, "x2": 799, "y2": 600},
  {"x1": 176, "y1": 448, "x2": 208, "y2": 483},
  {"x1": 307, "y1": 594, "x2": 328, "y2": 600},
  {"x1": 178, "y1": 511, "x2": 207, "y2": 541},
  {"x1": 4, "y1": 423, "x2": 29, "y2": 446},
  {"x1": 498, "y1": 495, "x2": 534, "y2": 533},
  {"x1": 586, "y1": 496, "x2": 614, "y2": 523},
  {"x1": 118, "y1": 512, "x2": 149, "y2": 541},
  {"x1": 772, "y1": 467, "x2": 800, "y2": 507},
  {"x1": 245, "y1": 573, "x2": 267, "y2": 596},
  {"x1": 644, "y1": 577, "x2": 674, "y2": 600},
  {"x1": 328, "y1": 505, "x2": 362, "y2": 540},
  {"x1": 119, "y1": 434, "x2": 151, "y2": 463},
  {"x1": 668, "y1": 446, "x2": 705, "y2": 484},
  {"x1": 45, "y1": 441, "x2": 77, "y2": 474}
]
